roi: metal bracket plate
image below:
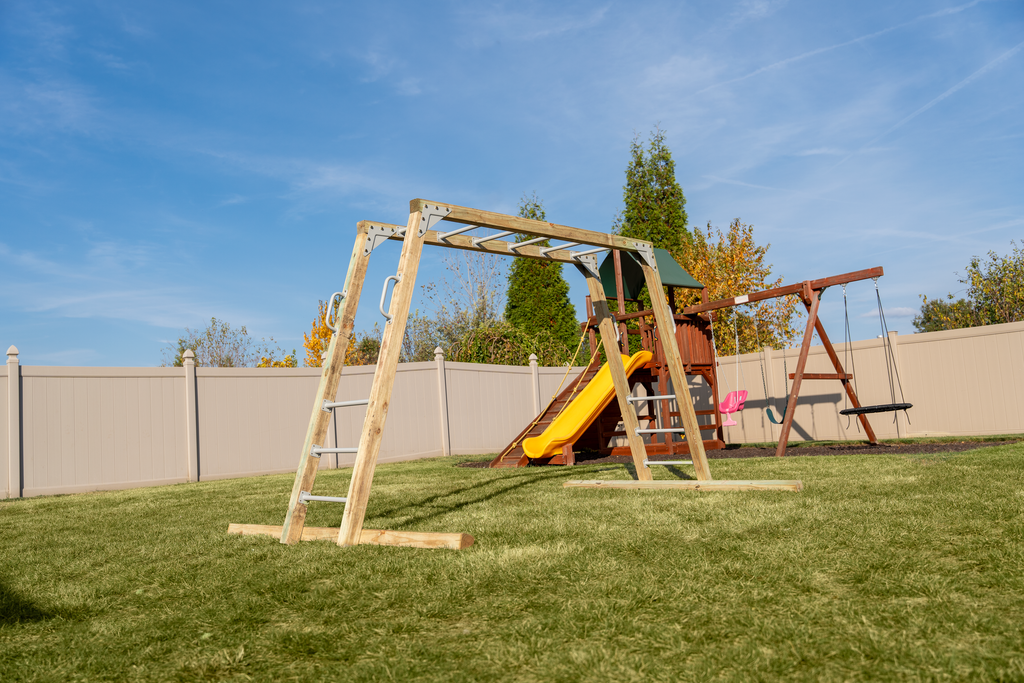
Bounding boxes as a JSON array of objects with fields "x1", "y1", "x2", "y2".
[
  {"x1": 364, "y1": 223, "x2": 403, "y2": 256},
  {"x1": 419, "y1": 204, "x2": 452, "y2": 237},
  {"x1": 573, "y1": 253, "x2": 601, "y2": 279},
  {"x1": 631, "y1": 241, "x2": 656, "y2": 270}
]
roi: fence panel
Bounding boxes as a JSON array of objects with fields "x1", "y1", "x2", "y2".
[{"x1": 19, "y1": 368, "x2": 187, "y2": 497}]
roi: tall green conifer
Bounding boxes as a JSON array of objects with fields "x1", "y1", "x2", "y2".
[
  {"x1": 504, "y1": 193, "x2": 580, "y2": 355},
  {"x1": 613, "y1": 127, "x2": 690, "y2": 261}
]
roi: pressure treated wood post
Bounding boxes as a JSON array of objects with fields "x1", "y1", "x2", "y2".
[
  {"x1": 774, "y1": 285, "x2": 820, "y2": 457},
  {"x1": 435, "y1": 346, "x2": 451, "y2": 457},
  {"x1": 581, "y1": 271, "x2": 653, "y2": 481},
  {"x1": 338, "y1": 208, "x2": 430, "y2": 545},
  {"x1": 639, "y1": 264, "x2": 712, "y2": 480},
  {"x1": 6, "y1": 345, "x2": 21, "y2": 499},
  {"x1": 281, "y1": 222, "x2": 372, "y2": 544},
  {"x1": 182, "y1": 349, "x2": 200, "y2": 483}
]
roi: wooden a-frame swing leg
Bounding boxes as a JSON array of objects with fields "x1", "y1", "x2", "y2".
[
  {"x1": 581, "y1": 268, "x2": 653, "y2": 481},
  {"x1": 640, "y1": 262, "x2": 712, "y2": 480},
  {"x1": 337, "y1": 208, "x2": 429, "y2": 546},
  {"x1": 774, "y1": 284, "x2": 819, "y2": 458},
  {"x1": 806, "y1": 302, "x2": 878, "y2": 444},
  {"x1": 281, "y1": 222, "x2": 372, "y2": 545}
]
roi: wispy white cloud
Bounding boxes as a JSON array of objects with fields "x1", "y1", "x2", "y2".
[
  {"x1": 0, "y1": 72, "x2": 100, "y2": 134},
  {"x1": 732, "y1": 0, "x2": 790, "y2": 23},
  {"x1": 862, "y1": 307, "x2": 917, "y2": 318},
  {"x1": 460, "y1": 4, "x2": 610, "y2": 43},
  {"x1": 857, "y1": 39, "x2": 1024, "y2": 149},
  {"x1": 698, "y1": 0, "x2": 986, "y2": 94}
]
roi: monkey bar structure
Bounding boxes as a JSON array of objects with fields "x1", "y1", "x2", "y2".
[{"x1": 228, "y1": 199, "x2": 803, "y2": 551}]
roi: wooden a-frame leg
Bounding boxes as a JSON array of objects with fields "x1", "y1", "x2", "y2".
[
  {"x1": 807, "y1": 302, "x2": 878, "y2": 444},
  {"x1": 639, "y1": 262, "x2": 712, "y2": 480},
  {"x1": 774, "y1": 284, "x2": 819, "y2": 458},
  {"x1": 281, "y1": 223, "x2": 371, "y2": 544},
  {"x1": 581, "y1": 270, "x2": 653, "y2": 481},
  {"x1": 338, "y1": 209, "x2": 428, "y2": 546}
]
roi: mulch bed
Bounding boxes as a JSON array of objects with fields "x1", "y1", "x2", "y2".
[{"x1": 457, "y1": 440, "x2": 1017, "y2": 468}]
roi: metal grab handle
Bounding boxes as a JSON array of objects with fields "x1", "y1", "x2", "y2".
[
  {"x1": 379, "y1": 274, "x2": 402, "y2": 322},
  {"x1": 325, "y1": 291, "x2": 345, "y2": 333}
]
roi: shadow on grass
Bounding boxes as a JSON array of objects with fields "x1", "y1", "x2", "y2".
[
  {"x1": 0, "y1": 578, "x2": 53, "y2": 625},
  {"x1": 370, "y1": 467, "x2": 577, "y2": 528},
  {"x1": 371, "y1": 459, "x2": 700, "y2": 529}
]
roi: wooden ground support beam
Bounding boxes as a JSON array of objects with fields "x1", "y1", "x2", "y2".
[
  {"x1": 563, "y1": 480, "x2": 803, "y2": 492},
  {"x1": 280, "y1": 222, "x2": 372, "y2": 545},
  {"x1": 639, "y1": 260, "x2": 712, "y2": 480},
  {"x1": 337, "y1": 207, "x2": 432, "y2": 547},
  {"x1": 229, "y1": 524, "x2": 474, "y2": 550},
  {"x1": 581, "y1": 268, "x2": 653, "y2": 481}
]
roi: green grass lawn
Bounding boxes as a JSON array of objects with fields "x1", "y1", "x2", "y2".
[{"x1": 2, "y1": 443, "x2": 1024, "y2": 682}]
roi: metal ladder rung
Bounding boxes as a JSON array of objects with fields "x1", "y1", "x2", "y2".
[
  {"x1": 635, "y1": 427, "x2": 686, "y2": 435},
  {"x1": 298, "y1": 491, "x2": 347, "y2": 504},
  {"x1": 322, "y1": 398, "x2": 370, "y2": 412},
  {"x1": 310, "y1": 445, "x2": 359, "y2": 457},
  {"x1": 643, "y1": 459, "x2": 693, "y2": 466},
  {"x1": 628, "y1": 394, "x2": 676, "y2": 402}
]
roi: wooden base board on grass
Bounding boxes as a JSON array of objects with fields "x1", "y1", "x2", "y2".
[
  {"x1": 228, "y1": 523, "x2": 474, "y2": 550},
  {"x1": 563, "y1": 479, "x2": 803, "y2": 492}
]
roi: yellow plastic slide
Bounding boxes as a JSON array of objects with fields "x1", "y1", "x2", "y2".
[{"x1": 523, "y1": 350, "x2": 653, "y2": 459}]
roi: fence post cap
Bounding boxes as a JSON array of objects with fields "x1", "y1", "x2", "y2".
[
  {"x1": 434, "y1": 346, "x2": 444, "y2": 358},
  {"x1": 182, "y1": 349, "x2": 195, "y2": 365},
  {"x1": 528, "y1": 353, "x2": 537, "y2": 361},
  {"x1": 6, "y1": 345, "x2": 18, "y2": 358}
]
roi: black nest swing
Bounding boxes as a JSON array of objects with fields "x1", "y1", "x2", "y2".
[{"x1": 838, "y1": 279, "x2": 912, "y2": 420}]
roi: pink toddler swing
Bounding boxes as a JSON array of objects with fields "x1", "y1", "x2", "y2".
[{"x1": 711, "y1": 311, "x2": 747, "y2": 427}]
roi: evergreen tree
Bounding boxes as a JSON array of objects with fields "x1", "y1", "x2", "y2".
[
  {"x1": 613, "y1": 127, "x2": 690, "y2": 260},
  {"x1": 504, "y1": 192, "x2": 580, "y2": 358}
]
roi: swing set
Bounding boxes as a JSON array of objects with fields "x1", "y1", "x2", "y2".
[{"x1": 682, "y1": 268, "x2": 912, "y2": 457}]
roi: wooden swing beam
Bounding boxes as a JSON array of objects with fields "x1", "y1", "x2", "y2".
[
  {"x1": 676, "y1": 267, "x2": 883, "y2": 457},
  {"x1": 230, "y1": 198, "x2": 802, "y2": 553}
]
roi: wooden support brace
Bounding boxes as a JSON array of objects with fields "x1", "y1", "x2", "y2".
[
  {"x1": 337, "y1": 208, "x2": 429, "y2": 546},
  {"x1": 639, "y1": 261, "x2": 712, "y2": 480},
  {"x1": 280, "y1": 222, "x2": 371, "y2": 544},
  {"x1": 788, "y1": 373, "x2": 853, "y2": 380},
  {"x1": 581, "y1": 268, "x2": 653, "y2": 481},
  {"x1": 563, "y1": 480, "x2": 803, "y2": 492},
  {"x1": 774, "y1": 284, "x2": 819, "y2": 458},
  {"x1": 230, "y1": 524, "x2": 473, "y2": 550},
  {"x1": 806, "y1": 302, "x2": 878, "y2": 443}
]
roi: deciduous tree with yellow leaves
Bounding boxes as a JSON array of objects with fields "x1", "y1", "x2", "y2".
[
  {"x1": 677, "y1": 219, "x2": 799, "y2": 356},
  {"x1": 302, "y1": 299, "x2": 382, "y2": 368}
]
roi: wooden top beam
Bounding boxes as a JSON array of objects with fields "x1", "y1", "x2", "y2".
[
  {"x1": 359, "y1": 220, "x2": 600, "y2": 265},
  {"x1": 681, "y1": 267, "x2": 884, "y2": 315},
  {"x1": 409, "y1": 199, "x2": 649, "y2": 252}
]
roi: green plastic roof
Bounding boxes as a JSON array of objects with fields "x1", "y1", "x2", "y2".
[{"x1": 599, "y1": 248, "x2": 703, "y2": 300}]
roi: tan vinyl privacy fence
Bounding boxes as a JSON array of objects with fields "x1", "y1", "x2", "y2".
[{"x1": 4, "y1": 320, "x2": 1023, "y2": 498}]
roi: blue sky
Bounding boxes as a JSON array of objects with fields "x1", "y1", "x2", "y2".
[{"x1": 1, "y1": 0, "x2": 1022, "y2": 366}]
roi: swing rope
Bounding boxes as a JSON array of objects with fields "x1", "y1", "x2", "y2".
[
  {"x1": 754, "y1": 305, "x2": 788, "y2": 425},
  {"x1": 874, "y1": 278, "x2": 911, "y2": 424},
  {"x1": 838, "y1": 278, "x2": 913, "y2": 420}
]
